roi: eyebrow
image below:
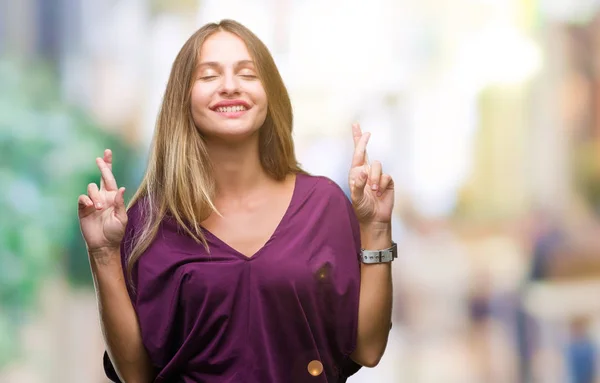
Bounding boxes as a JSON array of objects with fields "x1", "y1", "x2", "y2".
[{"x1": 196, "y1": 60, "x2": 255, "y2": 70}]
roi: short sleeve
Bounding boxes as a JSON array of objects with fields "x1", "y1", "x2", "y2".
[
  {"x1": 314, "y1": 178, "x2": 363, "y2": 379},
  {"x1": 104, "y1": 200, "x2": 191, "y2": 382},
  {"x1": 103, "y1": 202, "x2": 142, "y2": 383},
  {"x1": 339, "y1": 192, "x2": 364, "y2": 378},
  {"x1": 344, "y1": 193, "x2": 362, "y2": 260}
]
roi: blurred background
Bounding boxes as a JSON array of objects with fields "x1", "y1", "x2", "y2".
[{"x1": 2, "y1": 0, "x2": 600, "y2": 382}]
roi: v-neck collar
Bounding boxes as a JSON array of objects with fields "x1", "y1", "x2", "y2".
[{"x1": 201, "y1": 173, "x2": 302, "y2": 261}]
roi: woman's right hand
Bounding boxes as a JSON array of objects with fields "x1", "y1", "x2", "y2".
[{"x1": 78, "y1": 149, "x2": 128, "y2": 254}]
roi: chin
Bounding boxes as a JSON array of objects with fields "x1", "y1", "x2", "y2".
[{"x1": 203, "y1": 120, "x2": 261, "y2": 142}]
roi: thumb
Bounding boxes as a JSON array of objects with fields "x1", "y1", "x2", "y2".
[
  {"x1": 113, "y1": 187, "x2": 127, "y2": 221},
  {"x1": 350, "y1": 170, "x2": 368, "y2": 204}
]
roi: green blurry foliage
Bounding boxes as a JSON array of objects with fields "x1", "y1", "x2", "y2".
[{"x1": 0, "y1": 58, "x2": 142, "y2": 366}]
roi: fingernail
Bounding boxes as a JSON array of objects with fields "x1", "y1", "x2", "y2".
[
  {"x1": 96, "y1": 203, "x2": 102, "y2": 209},
  {"x1": 372, "y1": 184, "x2": 378, "y2": 191},
  {"x1": 377, "y1": 191, "x2": 383, "y2": 197}
]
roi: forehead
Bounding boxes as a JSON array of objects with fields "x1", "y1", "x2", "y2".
[{"x1": 199, "y1": 31, "x2": 252, "y2": 63}]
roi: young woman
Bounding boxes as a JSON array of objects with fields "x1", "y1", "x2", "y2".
[{"x1": 78, "y1": 19, "x2": 395, "y2": 383}]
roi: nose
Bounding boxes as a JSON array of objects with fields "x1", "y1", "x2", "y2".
[{"x1": 219, "y1": 71, "x2": 240, "y2": 95}]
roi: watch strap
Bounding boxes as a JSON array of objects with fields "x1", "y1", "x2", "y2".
[{"x1": 361, "y1": 242, "x2": 397, "y2": 264}]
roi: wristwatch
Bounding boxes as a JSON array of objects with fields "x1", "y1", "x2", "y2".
[{"x1": 360, "y1": 242, "x2": 397, "y2": 264}]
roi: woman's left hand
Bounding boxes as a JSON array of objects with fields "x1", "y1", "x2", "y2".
[{"x1": 348, "y1": 123, "x2": 395, "y2": 225}]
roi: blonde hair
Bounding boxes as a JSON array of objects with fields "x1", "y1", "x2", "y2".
[{"x1": 126, "y1": 19, "x2": 303, "y2": 281}]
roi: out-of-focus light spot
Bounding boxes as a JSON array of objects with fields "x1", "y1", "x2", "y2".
[
  {"x1": 314, "y1": 264, "x2": 331, "y2": 282},
  {"x1": 457, "y1": 24, "x2": 542, "y2": 88},
  {"x1": 307, "y1": 360, "x2": 323, "y2": 376}
]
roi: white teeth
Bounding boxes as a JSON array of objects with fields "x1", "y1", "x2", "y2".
[{"x1": 216, "y1": 105, "x2": 247, "y2": 113}]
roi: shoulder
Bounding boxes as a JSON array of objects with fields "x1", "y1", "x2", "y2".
[
  {"x1": 125, "y1": 195, "x2": 150, "y2": 226},
  {"x1": 295, "y1": 173, "x2": 361, "y2": 249},
  {"x1": 295, "y1": 173, "x2": 355, "y2": 217},
  {"x1": 297, "y1": 173, "x2": 349, "y2": 201},
  {"x1": 121, "y1": 196, "x2": 152, "y2": 249}
]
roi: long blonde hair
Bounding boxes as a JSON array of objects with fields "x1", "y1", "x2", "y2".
[{"x1": 126, "y1": 19, "x2": 303, "y2": 281}]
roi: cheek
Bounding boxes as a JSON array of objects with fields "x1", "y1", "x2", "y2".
[
  {"x1": 190, "y1": 84, "x2": 212, "y2": 115},
  {"x1": 253, "y1": 86, "x2": 268, "y2": 111}
]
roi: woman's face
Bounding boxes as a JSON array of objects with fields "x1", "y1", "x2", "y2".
[{"x1": 191, "y1": 31, "x2": 268, "y2": 142}]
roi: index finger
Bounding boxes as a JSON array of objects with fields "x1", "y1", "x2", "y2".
[
  {"x1": 352, "y1": 123, "x2": 362, "y2": 147},
  {"x1": 96, "y1": 157, "x2": 118, "y2": 191},
  {"x1": 352, "y1": 123, "x2": 371, "y2": 169},
  {"x1": 99, "y1": 149, "x2": 112, "y2": 190},
  {"x1": 351, "y1": 132, "x2": 371, "y2": 168}
]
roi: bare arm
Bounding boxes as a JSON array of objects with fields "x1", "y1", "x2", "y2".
[
  {"x1": 350, "y1": 223, "x2": 393, "y2": 367},
  {"x1": 347, "y1": 123, "x2": 394, "y2": 367},
  {"x1": 78, "y1": 150, "x2": 154, "y2": 383},
  {"x1": 90, "y1": 248, "x2": 155, "y2": 383}
]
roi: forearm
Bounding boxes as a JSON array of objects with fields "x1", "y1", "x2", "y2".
[
  {"x1": 351, "y1": 223, "x2": 393, "y2": 367},
  {"x1": 90, "y1": 249, "x2": 154, "y2": 383}
]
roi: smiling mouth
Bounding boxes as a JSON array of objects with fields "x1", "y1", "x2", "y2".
[{"x1": 214, "y1": 105, "x2": 248, "y2": 113}]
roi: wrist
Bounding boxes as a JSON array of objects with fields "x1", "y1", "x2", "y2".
[
  {"x1": 88, "y1": 246, "x2": 121, "y2": 266},
  {"x1": 360, "y1": 222, "x2": 392, "y2": 250}
]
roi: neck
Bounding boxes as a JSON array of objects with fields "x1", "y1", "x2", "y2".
[{"x1": 206, "y1": 135, "x2": 270, "y2": 199}]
